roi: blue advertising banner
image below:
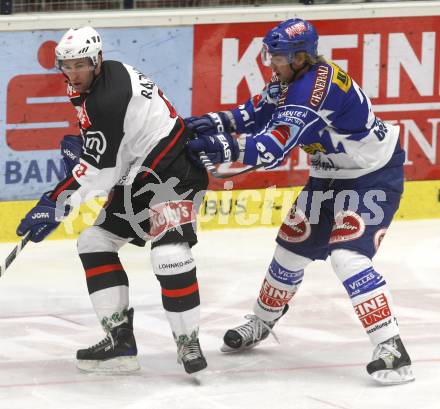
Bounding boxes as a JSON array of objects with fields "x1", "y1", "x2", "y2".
[{"x1": 0, "y1": 26, "x2": 193, "y2": 200}]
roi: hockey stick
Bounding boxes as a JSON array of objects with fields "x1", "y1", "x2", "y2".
[
  {"x1": 0, "y1": 232, "x2": 31, "y2": 277},
  {"x1": 199, "y1": 152, "x2": 264, "y2": 179}
]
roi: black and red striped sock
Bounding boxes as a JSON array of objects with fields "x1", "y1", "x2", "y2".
[
  {"x1": 79, "y1": 252, "x2": 129, "y2": 294},
  {"x1": 155, "y1": 267, "x2": 200, "y2": 312}
]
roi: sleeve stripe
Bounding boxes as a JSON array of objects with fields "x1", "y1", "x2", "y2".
[
  {"x1": 50, "y1": 176, "x2": 80, "y2": 201},
  {"x1": 141, "y1": 116, "x2": 185, "y2": 179}
]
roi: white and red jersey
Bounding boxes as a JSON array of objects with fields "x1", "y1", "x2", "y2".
[{"x1": 51, "y1": 60, "x2": 185, "y2": 204}]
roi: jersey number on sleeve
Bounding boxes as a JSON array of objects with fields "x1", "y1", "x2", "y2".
[{"x1": 256, "y1": 142, "x2": 276, "y2": 164}]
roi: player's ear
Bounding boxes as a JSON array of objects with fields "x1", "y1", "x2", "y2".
[
  {"x1": 294, "y1": 51, "x2": 306, "y2": 66},
  {"x1": 95, "y1": 53, "x2": 103, "y2": 74}
]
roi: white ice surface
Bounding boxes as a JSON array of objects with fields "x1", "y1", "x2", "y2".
[{"x1": 0, "y1": 219, "x2": 439, "y2": 409}]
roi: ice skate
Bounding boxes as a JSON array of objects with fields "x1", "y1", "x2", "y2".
[
  {"x1": 176, "y1": 330, "x2": 207, "y2": 374},
  {"x1": 76, "y1": 308, "x2": 140, "y2": 373},
  {"x1": 221, "y1": 304, "x2": 289, "y2": 352},
  {"x1": 367, "y1": 335, "x2": 415, "y2": 385}
]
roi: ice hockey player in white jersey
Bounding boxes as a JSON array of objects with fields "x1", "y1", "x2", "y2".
[
  {"x1": 185, "y1": 18, "x2": 414, "y2": 385},
  {"x1": 16, "y1": 26, "x2": 209, "y2": 375}
]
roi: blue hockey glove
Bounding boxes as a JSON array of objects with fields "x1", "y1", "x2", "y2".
[
  {"x1": 185, "y1": 112, "x2": 234, "y2": 137},
  {"x1": 186, "y1": 133, "x2": 239, "y2": 167},
  {"x1": 16, "y1": 192, "x2": 70, "y2": 243},
  {"x1": 266, "y1": 80, "x2": 281, "y2": 104},
  {"x1": 60, "y1": 134, "x2": 83, "y2": 175}
]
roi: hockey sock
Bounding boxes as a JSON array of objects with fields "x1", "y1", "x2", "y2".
[
  {"x1": 331, "y1": 249, "x2": 400, "y2": 344},
  {"x1": 79, "y1": 251, "x2": 129, "y2": 331},
  {"x1": 254, "y1": 246, "x2": 311, "y2": 322},
  {"x1": 151, "y1": 243, "x2": 200, "y2": 337}
]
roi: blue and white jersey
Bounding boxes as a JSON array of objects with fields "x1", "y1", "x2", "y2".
[{"x1": 231, "y1": 61, "x2": 400, "y2": 179}]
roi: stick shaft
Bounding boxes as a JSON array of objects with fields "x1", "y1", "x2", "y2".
[
  {"x1": 199, "y1": 152, "x2": 263, "y2": 179},
  {"x1": 0, "y1": 233, "x2": 31, "y2": 277}
]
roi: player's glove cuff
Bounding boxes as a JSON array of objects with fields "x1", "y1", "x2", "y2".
[{"x1": 61, "y1": 134, "x2": 83, "y2": 175}]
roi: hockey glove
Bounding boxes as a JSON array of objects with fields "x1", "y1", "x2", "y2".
[
  {"x1": 265, "y1": 80, "x2": 281, "y2": 104},
  {"x1": 185, "y1": 112, "x2": 234, "y2": 137},
  {"x1": 186, "y1": 133, "x2": 239, "y2": 167},
  {"x1": 61, "y1": 134, "x2": 83, "y2": 175},
  {"x1": 16, "y1": 192, "x2": 71, "y2": 243}
]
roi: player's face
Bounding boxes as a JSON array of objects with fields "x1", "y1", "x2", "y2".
[
  {"x1": 270, "y1": 52, "x2": 306, "y2": 83},
  {"x1": 60, "y1": 58, "x2": 99, "y2": 93},
  {"x1": 271, "y1": 60, "x2": 295, "y2": 83}
]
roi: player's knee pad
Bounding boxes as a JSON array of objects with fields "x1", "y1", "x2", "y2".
[
  {"x1": 151, "y1": 242, "x2": 195, "y2": 276},
  {"x1": 274, "y1": 245, "x2": 312, "y2": 272},
  {"x1": 331, "y1": 249, "x2": 399, "y2": 344},
  {"x1": 77, "y1": 226, "x2": 129, "y2": 254},
  {"x1": 151, "y1": 243, "x2": 199, "y2": 313},
  {"x1": 255, "y1": 246, "x2": 311, "y2": 321},
  {"x1": 331, "y1": 249, "x2": 372, "y2": 282},
  {"x1": 331, "y1": 249, "x2": 384, "y2": 299}
]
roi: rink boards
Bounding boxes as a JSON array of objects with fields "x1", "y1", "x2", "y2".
[{"x1": 0, "y1": 179, "x2": 439, "y2": 242}]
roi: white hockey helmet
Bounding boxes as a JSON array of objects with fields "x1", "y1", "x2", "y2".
[{"x1": 55, "y1": 26, "x2": 102, "y2": 69}]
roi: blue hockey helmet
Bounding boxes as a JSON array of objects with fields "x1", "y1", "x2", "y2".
[{"x1": 261, "y1": 19, "x2": 319, "y2": 66}]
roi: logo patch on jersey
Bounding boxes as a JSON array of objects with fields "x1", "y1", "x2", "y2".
[
  {"x1": 374, "y1": 228, "x2": 388, "y2": 251},
  {"x1": 309, "y1": 65, "x2": 330, "y2": 107},
  {"x1": 270, "y1": 125, "x2": 290, "y2": 146},
  {"x1": 83, "y1": 131, "x2": 107, "y2": 163},
  {"x1": 74, "y1": 162, "x2": 88, "y2": 178},
  {"x1": 285, "y1": 22, "x2": 307, "y2": 38},
  {"x1": 259, "y1": 278, "x2": 295, "y2": 308},
  {"x1": 78, "y1": 100, "x2": 91, "y2": 129},
  {"x1": 354, "y1": 293, "x2": 391, "y2": 328},
  {"x1": 149, "y1": 200, "x2": 195, "y2": 240},
  {"x1": 278, "y1": 207, "x2": 311, "y2": 243},
  {"x1": 276, "y1": 109, "x2": 307, "y2": 128},
  {"x1": 330, "y1": 62, "x2": 352, "y2": 93},
  {"x1": 329, "y1": 210, "x2": 365, "y2": 244}
]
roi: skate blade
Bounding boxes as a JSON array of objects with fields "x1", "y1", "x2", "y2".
[
  {"x1": 220, "y1": 343, "x2": 240, "y2": 353},
  {"x1": 189, "y1": 370, "x2": 205, "y2": 385},
  {"x1": 370, "y1": 365, "x2": 415, "y2": 385},
  {"x1": 220, "y1": 342, "x2": 258, "y2": 353},
  {"x1": 76, "y1": 356, "x2": 140, "y2": 374}
]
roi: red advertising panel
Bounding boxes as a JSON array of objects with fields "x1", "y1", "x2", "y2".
[
  {"x1": 192, "y1": 17, "x2": 440, "y2": 189},
  {"x1": 6, "y1": 41, "x2": 78, "y2": 151}
]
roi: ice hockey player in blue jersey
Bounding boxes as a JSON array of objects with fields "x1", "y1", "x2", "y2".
[{"x1": 185, "y1": 18, "x2": 414, "y2": 385}]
